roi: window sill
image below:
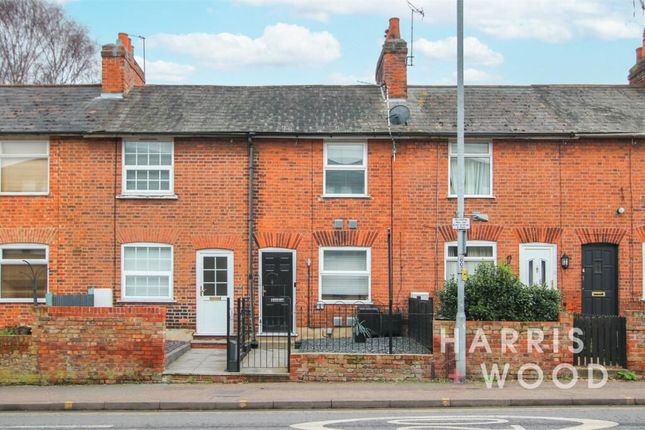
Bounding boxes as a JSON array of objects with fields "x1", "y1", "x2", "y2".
[
  {"x1": 0, "y1": 299, "x2": 46, "y2": 303},
  {"x1": 0, "y1": 192, "x2": 49, "y2": 197},
  {"x1": 320, "y1": 194, "x2": 372, "y2": 200},
  {"x1": 447, "y1": 195, "x2": 495, "y2": 199},
  {"x1": 118, "y1": 299, "x2": 175, "y2": 304},
  {"x1": 116, "y1": 194, "x2": 178, "y2": 200},
  {"x1": 319, "y1": 300, "x2": 373, "y2": 305}
]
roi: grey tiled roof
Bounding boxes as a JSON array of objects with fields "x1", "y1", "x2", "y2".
[{"x1": 1, "y1": 84, "x2": 643, "y2": 136}]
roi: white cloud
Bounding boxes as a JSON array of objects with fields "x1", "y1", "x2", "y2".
[
  {"x1": 147, "y1": 23, "x2": 340, "y2": 69},
  {"x1": 234, "y1": 0, "x2": 643, "y2": 42},
  {"x1": 233, "y1": 0, "x2": 394, "y2": 21},
  {"x1": 135, "y1": 57, "x2": 195, "y2": 83},
  {"x1": 415, "y1": 36, "x2": 503, "y2": 66}
]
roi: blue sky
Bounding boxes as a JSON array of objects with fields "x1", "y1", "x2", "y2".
[{"x1": 61, "y1": 0, "x2": 644, "y2": 86}]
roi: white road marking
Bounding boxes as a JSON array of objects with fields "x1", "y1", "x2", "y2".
[{"x1": 291, "y1": 415, "x2": 618, "y2": 430}]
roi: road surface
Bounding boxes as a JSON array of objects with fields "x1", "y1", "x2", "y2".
[{"x1": 0, "y1": 406, "x2": 642, "y2": 429}]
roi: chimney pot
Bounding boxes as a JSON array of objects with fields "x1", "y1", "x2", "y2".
[{"x1": 387, "y1": 17, "x2": 401, "y2": 40}]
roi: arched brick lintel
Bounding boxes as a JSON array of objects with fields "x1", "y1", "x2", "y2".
[
  {"x1": 0, "y1": 228, "x2": 56, "y2": 245},
  {"x1": 515, "y1": 227, "x2": 563, "y2": 244},
  {"x1": 116, "y1": 228, "x2": 179, "y2": 245},
  {"x1": 575, "y1": 228, "x2": 627, "y2": 245},
  {"x1": 255, "y1": 232, "x2": 304, "y2": 250},
  {"x1": 437, "y1": 224, "x2": 504, "y2": 242},
  {"x1": 191, "y1": 234, "x2": 242, "y2": 251},
  {"x1": 312, "y1": 230, "x2": 379, "y2": 247}
]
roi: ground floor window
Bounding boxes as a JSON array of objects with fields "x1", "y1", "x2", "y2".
[
  {"x1": 319, "y1": 247, "x2": 370, "y2": 302},
  {"x1": 122, "y1": 243, "x2": 173, "y2": 301},
  {"x1": 444, "y1": 241, "x2": 496, "y2": 280},
  {"x1": 0, "y1": 244, "x2": 48, "y2": 301},
  {"x1": 519, "y1": 243, "x2": 557, "y2": 288}
]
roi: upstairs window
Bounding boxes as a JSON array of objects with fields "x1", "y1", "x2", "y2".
[
  {"x1": 324, "y1": 143, "x2": 367, "y2": 196},
  {"x1": 0, "y1": 141, "x2": 49, "y2": 194},
  {"x1": 319, "y1": 247, "x2": 371, "y2": 302},
  {"x1": 449, "y1": 142, "x2": 492, "y2": 197},
  {"x1": 0, "y1": 245, "x2": 48, "y2": 301},
  {"x1": 123, "y1": 140, "x2": 173, "y2": 195}
]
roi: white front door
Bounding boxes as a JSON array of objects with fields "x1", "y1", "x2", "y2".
[
  {"x1": 196, "y1": 250, "x2": 233, "y2": 335},
  {"x1": 519, "y1": 243, "x2": 557, "y2": 288}
]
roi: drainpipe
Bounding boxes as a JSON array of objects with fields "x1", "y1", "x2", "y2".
[{"x1": 247, "y1": 133, "x2": 257, "y2": 343}]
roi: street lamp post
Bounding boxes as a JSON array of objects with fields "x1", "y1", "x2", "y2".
[
  {"x1": 455, "y1": 0, "x2": 467, "y2": 382},
  {"x1": 22, "y1": 260, "x2": 38, "y2": 307}
]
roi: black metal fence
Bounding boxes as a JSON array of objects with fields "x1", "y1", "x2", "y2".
[
  {"x1": 226, "y1": 296, "x2": 292, "y2": 371},
  {"x1": 295, "y1": 297, "x2": 433, "y2": 354},
  {"x1": 574, "y1": 314, "x2": 627, "y2": 368}
]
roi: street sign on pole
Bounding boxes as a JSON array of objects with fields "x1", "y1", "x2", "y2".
[{"x1": 452, "y1": 217, "x2": 470, "y2": 231}]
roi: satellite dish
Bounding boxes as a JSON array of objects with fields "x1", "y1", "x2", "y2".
[{"x1": 389, "y1": 105, "x2": 410, "y2": 125}]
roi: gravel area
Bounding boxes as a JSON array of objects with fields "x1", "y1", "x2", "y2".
[
  {"x1": 296, "y1": 336, "x2": 430, "y2": 354},
  {"x1": 165, "y1": 340, "x2": 188, "y2": 355}
]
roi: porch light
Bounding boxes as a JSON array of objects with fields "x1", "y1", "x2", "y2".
[{"x1": 561, "y1": 254, "x2": 570, "y2": 270}]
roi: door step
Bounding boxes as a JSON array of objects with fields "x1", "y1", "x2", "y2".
[{"x1": 191, "y1": 335, "x2": 228, "y2": 349}]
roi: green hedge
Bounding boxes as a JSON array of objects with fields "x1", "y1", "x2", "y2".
[{"x1": 438, "y1": 263, "x2": 560, "y2": 321}]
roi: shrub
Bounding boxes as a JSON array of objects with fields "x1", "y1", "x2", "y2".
[{"x1": 438, "y1": 263, "x2": 560, "y2": 321}]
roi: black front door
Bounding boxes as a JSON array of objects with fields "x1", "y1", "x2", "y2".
[
  {"x1": 582, "y1": 244, "x2": 618, "y2": 315},
  {"x1": 261, "y1": 251, "x2": 293, "y2": 332}
]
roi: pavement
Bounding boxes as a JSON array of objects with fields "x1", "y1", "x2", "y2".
[{"x1": 0, "y1": 381, "x2": 643, "y2": 411}]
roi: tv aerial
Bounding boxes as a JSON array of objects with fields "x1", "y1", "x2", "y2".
[{"x1": 407, "y1": 1, "x2": 425, "y2": 67}]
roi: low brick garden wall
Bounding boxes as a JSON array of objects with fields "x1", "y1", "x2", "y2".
[
  {"x1": 433, "y1": 313, "x2": 574, "y2": 380},
  {"x1": 290, "y1": 353, "x2": 434, "y2": 382},
  {"x1": 0, "y1": 306, "x2": 166, "y2": 385},
  {"x1": 0, "y1": 335, "x2": 39, "y2": 384}
]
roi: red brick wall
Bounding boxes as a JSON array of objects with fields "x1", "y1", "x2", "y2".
[
  {"x1": 290, "y1": 352, "x2": 433, "y2": 382},
  {"x1": 0, "y1": 136, "x2": 643, "y2": 334},
  {"x1": 625, "y1": 304, "x2": 645, "y2": 374},
  {"x1": 433, "y1": 315, "x2": 574, "y2": 379},
  {"x1": 0, "y1": 335, "x2": 39, "y2": 384},
  {"x1": 0, "y1": 306, "x2": 165, "y2": 384}
]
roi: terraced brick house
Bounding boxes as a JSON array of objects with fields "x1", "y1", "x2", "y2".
[{"x1": 0, "y1": 20, "x2": 644, "y2": 345}]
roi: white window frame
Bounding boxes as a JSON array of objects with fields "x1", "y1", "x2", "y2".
[
  {"x1": 323, "y1": 142, "x2": 368, "y2": 198},
  {"x1": 0, "y1": 244, "x2": 48, "y2": 303},
  {"x1": 448, "y1": 141, "x2": 493, "y2": 198},
  {"x1": 0, "y1": 140, "x2": 49, "y2": 196},
  {"x1": 444, "y1": 240, "x2": 497, "y2": 280},
  {"x1": 519, "y1": 243, "x2": 558, "y2": 289},
  {"x1": 122, "y1": 139, "x2": 174, "y2": 196},
  {"x1": 121, "y1": 242, "x2": 174, "y2": 302},
  {"x1": 319, "y1": 246, "x2": 371, "y2": 304}
]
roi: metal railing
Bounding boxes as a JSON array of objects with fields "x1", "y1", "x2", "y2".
[{"x1": 295, "y1": 297, "x2": 433, "y2": 355}]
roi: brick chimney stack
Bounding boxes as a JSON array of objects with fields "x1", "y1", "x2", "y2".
[
  {"x1": 628, "y1": 29, "x2": 645, "y2": 86},
  {"x1": 101, "y1": 33, "x2": 145, "y2": 96},
  {"x1": 375, "y1": 17, "x2": 408, "y2": 99}
]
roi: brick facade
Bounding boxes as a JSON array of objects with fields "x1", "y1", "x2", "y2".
[
  {"x1": 0, "y1": 306, "x2": 165, "y2": 384},
  {"x1": 0, "y1": 137, "x2": 643, "y2": 332}
]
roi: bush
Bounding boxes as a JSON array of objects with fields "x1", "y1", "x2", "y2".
[{"x1": 438, "y1": 263, "x2": 560, "y2": 321}]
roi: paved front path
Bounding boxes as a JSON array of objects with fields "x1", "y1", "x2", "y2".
[{"x1": 0, "y1": 381, "x2": 643, "y2": 410}]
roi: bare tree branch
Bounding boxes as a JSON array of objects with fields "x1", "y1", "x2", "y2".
[{"x1": 0, "y1": 0, "x2": 98, "y2": 85}]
